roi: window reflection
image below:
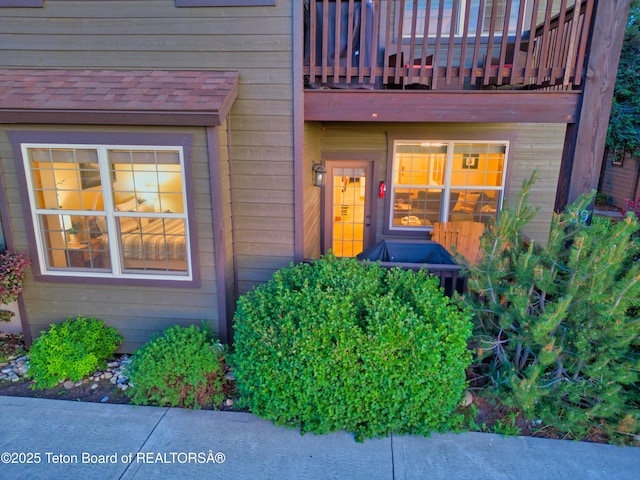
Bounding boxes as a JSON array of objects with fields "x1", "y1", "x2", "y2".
[
  {"x1": 26, "y1": 146, "x2": 190, "y2": 277},
  {"x1": 391, "y1": 141, "x2": 507, "y2": 231}
]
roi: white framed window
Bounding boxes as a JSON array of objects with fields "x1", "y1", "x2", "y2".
[
  {"x1": 22, "y1": 143, "x2": 192, "y2": 281},
  {"x1": 402, "y1": 0, "x2": 526, "y2": 38},
  {"x1": 389, "y1": 140, "x2": 508, "y2": 232}
]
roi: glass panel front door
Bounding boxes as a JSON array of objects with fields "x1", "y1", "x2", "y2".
[{"x1": 325, "y1": 162, "x2": 373, "y2": 257}]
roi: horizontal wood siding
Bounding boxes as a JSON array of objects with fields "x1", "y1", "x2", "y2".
[
  {"x1": 599, "y1": 152, "x2": 640, "y2": 208},
  {"x1": 0, "y1": 124, "x2": 218, "y2": 352},
  {"x1": 0, "y1": 1, "x2": 295, "y2": 339},
  {"x1": 318, "y1": 122, "x2": 566, "y2": 245}
]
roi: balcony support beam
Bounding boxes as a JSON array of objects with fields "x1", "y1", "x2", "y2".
[
  {"x1": 555, "y1": 0, "x2": 631, "y2": 210},
  {"x1": 304, "y1": 90, "x2": 580, "y2": 123}
]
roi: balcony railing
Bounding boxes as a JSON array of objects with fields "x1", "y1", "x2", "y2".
[{"x1": 303, "y1": 0, "x2": 595, "y2": 91}]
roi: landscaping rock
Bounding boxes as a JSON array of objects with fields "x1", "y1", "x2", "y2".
[
  {"x1": 1, "y1": 342, "x2": 238, "y2": 418},
  {"x1": 0, "y1": 353, "x2": 134, "y2": 393}
]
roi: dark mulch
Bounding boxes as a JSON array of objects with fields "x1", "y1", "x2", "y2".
[
  {"x1": 0, "y1": 330, "x2": 130, "y2": 405},
  {"x1": 0, "y1": 331, "x2": 634, "y2": 445},
  {"x1": 0, "y1": 332, "x2": 239, "y2": 410},
  {"x1": 0, "y1": 375, "x2": 132, "y2": 405}
]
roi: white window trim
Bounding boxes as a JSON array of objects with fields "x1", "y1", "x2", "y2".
[
  {"x1": 21, "y1": 143, "x2": 193, "y2": 281},
  {"x1": 389, "y1": 139, "x2": 509, "y2": 232}
]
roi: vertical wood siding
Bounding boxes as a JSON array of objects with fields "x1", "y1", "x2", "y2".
[{"x1": 0, "y1": 1, "x2": 295, "y2": 346}]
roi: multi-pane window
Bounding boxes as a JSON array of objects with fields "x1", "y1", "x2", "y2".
[
  {"x1": 390, "y1": 140, "x2": 507, "y2": 231},
  {"x1": 402, "y1": 0, "x2": 525, "y2": 37},
  {"x1": 22, "y1": 144, "x2": 191, "y2": 280}
]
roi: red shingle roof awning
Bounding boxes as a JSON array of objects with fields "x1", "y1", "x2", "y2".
[{"x1": 0, "y1": 69, "x2": 239, "y2": 126}]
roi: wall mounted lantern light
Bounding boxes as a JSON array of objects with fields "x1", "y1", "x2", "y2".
[{"x1": 312, "y1": 163, "x2": 326, "y2": 187}]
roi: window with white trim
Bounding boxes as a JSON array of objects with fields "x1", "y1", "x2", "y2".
[
  {"x1": 22, "y1": 144, "x2": 192, "y2": 280},
  {"x1": 390, "y1": 140, "x2": 508, "y2": 231}
]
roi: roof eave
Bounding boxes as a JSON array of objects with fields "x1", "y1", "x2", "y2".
[{"x1": 0, "y1": 109, "x2": 227, "y2": 127}]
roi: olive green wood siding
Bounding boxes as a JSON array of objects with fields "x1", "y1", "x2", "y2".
[
  {"x1": 0, "y1": 124, "x2": 220, "y2": 352},
  {"x1": 0, "y1": 1, "x2": 295, "y2": 337},
  {"x1": 303, "y1": 123, "x2": 322, "y2": 260},
  {"x1": 318, "y1": 122, "x2": 566, "y2": 245}
]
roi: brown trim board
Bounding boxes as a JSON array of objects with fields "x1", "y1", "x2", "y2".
[
  {"x1": 207, "y1": 125, "x2": 232, "y2": 344},
  {"x1": 304, "y1": 91, "x2": 580, "y2": 123}
]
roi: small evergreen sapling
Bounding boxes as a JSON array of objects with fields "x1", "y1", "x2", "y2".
[{"x1": 464, "y1": 172, "x2": 640, "y2": 443}]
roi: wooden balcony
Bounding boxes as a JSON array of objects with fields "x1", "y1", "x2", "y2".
[{"x1": 303, "y1": 0, "x2": 595, "y2": 92}]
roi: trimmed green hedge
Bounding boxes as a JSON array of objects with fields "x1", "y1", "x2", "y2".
[
  {"x1": 126, "y1": 324, "x2": 225, "y2": 409},
  {"x1": 28, "y1": 315, "x2": 122, "y2": 389},
  {"x1": 232, "y1": 256, "x2": 473, "y2": 440}
]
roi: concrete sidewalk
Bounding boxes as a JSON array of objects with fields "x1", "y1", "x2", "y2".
[{"x1": 0, "y1": 396, "x2": 638, "y2": 480}]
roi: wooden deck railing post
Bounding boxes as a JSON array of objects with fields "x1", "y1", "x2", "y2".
[
  {"x1": 303, "y1": 0, "x2": 595, "y2": 91},
  {"x1": 509, "y1": 0, "x2": 527, "y2": 85}
]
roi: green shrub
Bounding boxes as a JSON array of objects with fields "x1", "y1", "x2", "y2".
[
  {"x1": 28, "y1": 315, "x2": 122, "y2": 389},
  {"x1": 126, "y1": 324, "x2": 225, "y2": 409},
  {"x1": 232, "y1": 256, "x2": 473, "y2": 441},
  {"x1": 594, "y1": 192, "x2": 609, "y2": 206},
  {"x1": 464, "y1": 172, "x2": 640, "y2": 444}
]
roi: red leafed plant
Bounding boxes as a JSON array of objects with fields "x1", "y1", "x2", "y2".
[
  {"x1": 0, "y1": 250, "x2": 31, "y2": 305},
  {"x1": 624, "y1": 197, "x2": 640, "y2": 216}
]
